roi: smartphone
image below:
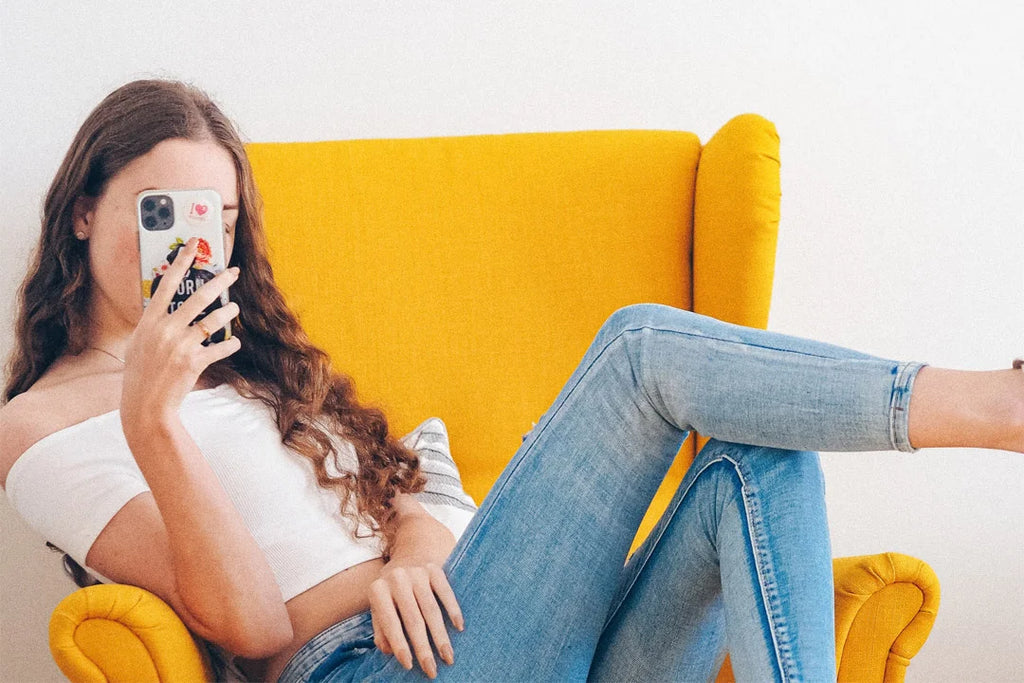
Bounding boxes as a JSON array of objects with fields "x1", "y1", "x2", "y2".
[{"x1": 136, "y1": 188, "x2": 232, "y2": 346}]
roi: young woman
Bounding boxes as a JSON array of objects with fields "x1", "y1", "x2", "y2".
[{"x1": 2, "y1": 78, "x2": 1022, "y2": 683}]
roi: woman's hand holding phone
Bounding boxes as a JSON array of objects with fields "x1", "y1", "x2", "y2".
[{"x1": 121, "y1": 236, "x2": 241, "y2": 437}]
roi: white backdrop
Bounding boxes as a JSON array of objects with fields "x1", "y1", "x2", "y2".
[{"x1": 2, "y1": 2, "x2": 1022, "y2": 681}]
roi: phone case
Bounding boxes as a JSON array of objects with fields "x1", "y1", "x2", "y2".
[{"x1": 136, "y1": 188, "x2": 232, "y2": 346}]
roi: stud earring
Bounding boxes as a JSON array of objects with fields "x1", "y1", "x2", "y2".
[{"x1": 75, "y1": 231, "x2": 86, "y2": 240}]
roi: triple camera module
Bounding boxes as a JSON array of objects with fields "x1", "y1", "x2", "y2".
[{"x1": 139, "y1": 194, "x2": 174, "y2": 231}]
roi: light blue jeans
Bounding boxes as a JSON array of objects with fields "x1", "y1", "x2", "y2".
[{"x1": 275, "y1": 303, "x2": 927, "y2": 683}]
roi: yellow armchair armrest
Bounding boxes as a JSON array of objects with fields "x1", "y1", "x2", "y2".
[
  {"x1": 49, "y1": 583, "x2": 212, "y2": 682},
  {"x1": 715, "y1": 552, "x2": 940, "y2": 683},
  {"x1": 833, "y1": 551, "x2": 941, "y2": 682}
]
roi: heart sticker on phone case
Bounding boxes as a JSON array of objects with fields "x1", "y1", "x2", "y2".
[{"x1": 186, "y1": 201, "x2": 211, "y2": 225}]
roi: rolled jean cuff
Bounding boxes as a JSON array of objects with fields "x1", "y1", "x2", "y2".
[{"x1": 890, "y1": 360, "x2": 929, "y2": 453}]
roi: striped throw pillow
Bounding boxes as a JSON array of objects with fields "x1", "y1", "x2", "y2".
[{"x1": 399, "y1": 417, "x2": 478, "y2": 542}]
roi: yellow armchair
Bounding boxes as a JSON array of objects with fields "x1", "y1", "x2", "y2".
[{"x1": 48, "y1": 115, "x2": 939, "y2": 682}]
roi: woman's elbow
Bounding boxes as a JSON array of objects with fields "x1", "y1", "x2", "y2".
[
  {"x1": 170, "y1": 584, "x2": 294, "y2": 658},
  {"x1": 223, "y1": 615, "x2": 294, "y2": 659}
]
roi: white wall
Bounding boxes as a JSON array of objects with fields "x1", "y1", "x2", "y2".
[{"x1": 2, "y1": 2, "x2": 1022, "y2": 681}]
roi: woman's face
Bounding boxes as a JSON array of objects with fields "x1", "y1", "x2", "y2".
[{"x1": 73, "y1": 137, "x2": 240, "y2": 329}]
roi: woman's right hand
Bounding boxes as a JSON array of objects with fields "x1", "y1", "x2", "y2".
[{"x1": 120, "y1": 236, "x2": 242, "y2": 438}]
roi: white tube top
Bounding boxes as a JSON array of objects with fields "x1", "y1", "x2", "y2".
[{"x1": 4, "y1": 383, "x2": 475, "y2": 601}]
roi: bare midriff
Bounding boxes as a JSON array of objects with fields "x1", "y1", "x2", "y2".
[{"x1": 239, "y1": 556, "x2": 386, "y2": 683}]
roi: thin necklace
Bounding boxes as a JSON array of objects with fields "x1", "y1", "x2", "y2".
[{"x1": 86, "y1": 346, "x2": 126, "y2": 365}]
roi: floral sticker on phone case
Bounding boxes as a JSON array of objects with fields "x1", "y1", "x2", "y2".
[{"x1": 150, "y1": 236, "x2": 224, "y2": 346}]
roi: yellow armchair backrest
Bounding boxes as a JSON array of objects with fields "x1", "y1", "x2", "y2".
[{"x1": 244, "y1": 114, "x2": 780, "y2": 551}]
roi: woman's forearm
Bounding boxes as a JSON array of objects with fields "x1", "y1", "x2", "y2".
[{"x1": 125, "y1": 413, "x2": 293, "y2": 655}]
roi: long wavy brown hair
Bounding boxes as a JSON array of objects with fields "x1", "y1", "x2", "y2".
[{"x1": 3, "y1": 77, "x2": 427, "y2": 567}]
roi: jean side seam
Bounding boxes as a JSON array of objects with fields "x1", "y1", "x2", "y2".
[
  {"x1": 624, "y1": 322, "x2": 872, "y2": 363},
  {"x1": 628, "y1": 321, "x2": 895, "y2": 442},
  {"x1": 599, "y1": 454, "x2": 729, "y2": 633},
  {"x1": 599, "y1": 451, "x2": 798, "y2": 682},
  {"x1": 731, "y1": 454, "x2": 795, "y2": 683}
]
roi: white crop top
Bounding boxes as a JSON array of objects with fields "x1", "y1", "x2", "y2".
[{"x1": 4, "y1": 383, "x2": 474, "y2": 602}]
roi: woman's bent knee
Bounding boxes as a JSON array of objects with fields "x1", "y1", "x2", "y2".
[{"x1": 602, "y1": 303, "x2": 693, "y2": 339}]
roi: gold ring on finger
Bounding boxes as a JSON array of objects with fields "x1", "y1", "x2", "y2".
[{"x1": 195, "y1": 319, "x2": 212, "y2": 340}]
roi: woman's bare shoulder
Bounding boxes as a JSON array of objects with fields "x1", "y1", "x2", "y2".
[
  {"x1": 1, "y1": 359, "x2": 120, "y2": 489},
  {"x1": 0, "y1": 390, "x2": 57, "y2": 489}
]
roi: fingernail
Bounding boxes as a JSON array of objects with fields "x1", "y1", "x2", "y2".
[
  {"x1": 229, "y1": 266, "x2": 240, "y2": 275},
  {"x1": 441, "y1": 644, "x2": 454, "y2": 665},
  {"x1": 425, "y1": 658, "x2": 437, "y2": 678}
]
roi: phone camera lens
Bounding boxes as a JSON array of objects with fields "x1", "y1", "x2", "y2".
[
  {"x1": 143, "y1": 216, "x2": 157, "y2": 228},
  {"x1": 158, "y1": 207, "x2": 170, "y2": 219},
  {"x1": 142, "y1": 198, "x2": 155, "y2": 211}
]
